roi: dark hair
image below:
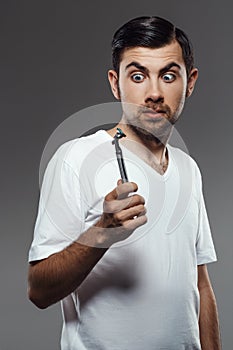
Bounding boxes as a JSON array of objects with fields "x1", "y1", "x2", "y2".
[{"x1": 112, "y1": 16, "x2": 194, "y2": 76}]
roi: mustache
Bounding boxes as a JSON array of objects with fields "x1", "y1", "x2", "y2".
[{"x1": 139, "y1": 103, "x2": 171, "y2": 114}]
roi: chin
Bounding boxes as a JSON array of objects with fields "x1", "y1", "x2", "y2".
[{"x1": 128, "y1": 122, "x2": 172, "y2": 145}]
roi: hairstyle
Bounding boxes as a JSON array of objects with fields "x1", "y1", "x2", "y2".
[{"x1": 111, "y1": 16, "x2": 194, "y2": 77}]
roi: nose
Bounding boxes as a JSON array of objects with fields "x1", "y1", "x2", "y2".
[{"x1": 145, "y1": 79, "x2": 164, "y2": 104}]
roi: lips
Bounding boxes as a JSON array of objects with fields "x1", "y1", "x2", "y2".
[
  {"x1": 142, "y1": 108, "x2": 166, "y2": 118},
  {"x1": 145, "y1": 109, "x2": 165, "y2": 114}
]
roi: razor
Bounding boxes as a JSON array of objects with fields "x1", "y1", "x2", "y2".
[{"x1": 112, "y1": 128, "x2": 129, "y2": 183}]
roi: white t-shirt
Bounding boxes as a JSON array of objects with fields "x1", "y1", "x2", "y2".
[{"x1": 29, "y1": 130, "x2": 217, "y2": 350}]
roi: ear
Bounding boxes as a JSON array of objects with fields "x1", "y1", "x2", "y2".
[
  {"x1": 108, "y1": 70, "x2": 120, "y2": 100},
  {"x1": 186, "y1": 68, "x2": 198, "y2": 98}
]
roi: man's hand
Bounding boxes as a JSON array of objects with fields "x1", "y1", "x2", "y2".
[{"x1": 94, "y1": 180, "x2": 147, "y2": 247}]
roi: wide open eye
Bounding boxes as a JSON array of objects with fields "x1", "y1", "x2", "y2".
[
  {"x1": 162, "y1": 73, "x2": 176, "y2": 82},
  {"x1": 131, "y1": 73, "x2": 145, "y2": 82}
]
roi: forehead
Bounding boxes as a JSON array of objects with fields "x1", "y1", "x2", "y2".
[{"x1": 120, "y1": 40, "x2": 185, "y2": 69}]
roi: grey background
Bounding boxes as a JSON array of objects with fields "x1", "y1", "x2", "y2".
[{"x1": 0, "y1": 0, "x2": 232, "y2": 349}]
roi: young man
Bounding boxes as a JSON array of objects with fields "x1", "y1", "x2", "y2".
[{"x1": 28, "y1": 16, "x2": 221, "y2": 349}]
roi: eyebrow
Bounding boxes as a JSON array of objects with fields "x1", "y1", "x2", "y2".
[{"x1": 125, "y1": 61, "x2": 182, "y2": 75}]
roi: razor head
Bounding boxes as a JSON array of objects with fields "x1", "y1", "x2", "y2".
[
  {"x1": 115, "y1": 127, "x2": 126, "y2": 139},
  {"x1": 112, "y1": 127, "x2": 127, "y2": 146}
]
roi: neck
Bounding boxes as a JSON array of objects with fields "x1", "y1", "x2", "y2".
[{"x1": 107, "y1": 122, "x2": 171, "y2": 162}]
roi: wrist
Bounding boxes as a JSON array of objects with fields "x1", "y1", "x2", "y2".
[{"x1": 77, "y1": 220, "x2": 112, "y2": 249}]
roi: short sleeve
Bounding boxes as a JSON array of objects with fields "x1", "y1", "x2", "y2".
[
  {"x1": 28, "y1": 142, "x2": 85, "y2": 262},
  {"x1": 195, "y1": 166, "x2": 217, "y2": 265}
]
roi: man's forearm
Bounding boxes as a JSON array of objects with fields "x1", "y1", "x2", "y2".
[
  {"x1": 199, "y1": 285, "x2": 221, "y2": 350},
  {"x1": 28, "y1": 231, "x2": 108, "y2": 309}
]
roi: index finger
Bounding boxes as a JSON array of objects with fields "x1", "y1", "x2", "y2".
[{"x1": 105, "y1": 181, "x2": 138, "y2": 201}]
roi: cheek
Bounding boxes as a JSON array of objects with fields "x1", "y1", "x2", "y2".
[
  {"x1": 119, "y1": 82, "x2": 144, "y2": 102},
  {"x1": 166, "y1": 84, "x2": 186, "y2": 105},
  {"x1": 172, "y1": 92, "x2": 186, "y2": 116}
]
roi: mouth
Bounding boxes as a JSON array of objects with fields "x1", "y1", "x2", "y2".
[{"x1": 142, "y1": 108, "x2": 166, "y2": 119}]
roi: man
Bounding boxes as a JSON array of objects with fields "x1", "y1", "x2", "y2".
[{"x1": 28, "y1": 16, "x2": 221, "y2": 349}]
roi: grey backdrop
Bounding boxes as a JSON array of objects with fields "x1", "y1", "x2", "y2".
[{"x1": 1, "y1": 0, "x2": 232, "y2": 349}]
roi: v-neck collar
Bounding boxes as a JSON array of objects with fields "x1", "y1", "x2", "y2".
[{"x1": 100, "y1": 129, "x2": 173, "y2": 181}]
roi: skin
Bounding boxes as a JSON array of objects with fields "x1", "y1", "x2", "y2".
[
  {"x1": 198, "y1": 264, "x2": 222, "y2": 349},
  {"x1": 28, "y1": 40, "x2": 221, "y2": 349}
]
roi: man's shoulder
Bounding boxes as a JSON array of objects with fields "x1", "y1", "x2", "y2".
[
  {"x1": 168, "y1": 144, "x2": 200, "y2": 172},
  {"x1": 52, "y1": 129, "x2": 111, "y2": 169}
]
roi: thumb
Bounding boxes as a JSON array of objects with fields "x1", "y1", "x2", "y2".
[{"x1": 117, "y1": 179, "x2": 123, "y2": 186}]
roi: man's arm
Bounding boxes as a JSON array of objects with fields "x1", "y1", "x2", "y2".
[
  {"x1": 28, "y1": 240, "x2": 108, "y2": 309},
  {"x1": 198, "y1": 264, "x2": 221, "y2": 350},
  {"x1": 28, "y1": 181, "x2": 147, "y2": 309}
]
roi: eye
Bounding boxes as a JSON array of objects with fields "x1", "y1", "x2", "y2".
[
  {"x1": 131, "y1": 73, "x2": 145, "y2": 82},
  {"x1": 162, "y1": 73, "x2": 176, "y2": 82}
]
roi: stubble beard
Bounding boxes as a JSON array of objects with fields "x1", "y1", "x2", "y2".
[{"x1": 123, "y1": 104, "x2": 179, "y2": 146}]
